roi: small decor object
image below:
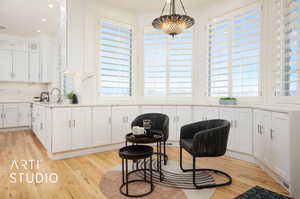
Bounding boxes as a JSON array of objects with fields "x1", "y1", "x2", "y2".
[
  {"x1": 152, "y1": 0, "x2": 195, "y2": 37},
  {"x1": 235, "y1": 186, "x2": 293, "y2": 199},
  {"x1": 219, "y1": 97, "x2": 237, "y2": 105},
  {"x1": 67, "y1": 92, "x2": 78, "y2": 104},
  {"x1": 132, "y1": 126, "x2": 146, "y2": 136}
]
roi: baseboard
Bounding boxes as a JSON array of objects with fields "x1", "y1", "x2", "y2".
[
  {"x1": 0, "y1": 126, "x2": 31, "y2": 132},
  {"x1": 48, "y1": 143, "x2": 125, "y2": 160},
  {"x1": 225, "y1": 150, "x2": 256, "y2": 163}
]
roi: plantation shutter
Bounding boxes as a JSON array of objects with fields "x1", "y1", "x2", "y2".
[
  {"x1": 274, "y1": 0, "x2": 300, "y2": 96},
  {"x1": 99, "y1": 21, "x2": 132, "y2": 96},
  {"x1": 208, "y1": 3, "x2": 261, "y2": 97},
  {"x1": 143, "y1": 28, "x2": 193, "y2": 96}
]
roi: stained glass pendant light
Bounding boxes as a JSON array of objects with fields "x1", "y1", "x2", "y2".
[{"x1": 152, "y1": 0, "x2": 195, "y2": 37}]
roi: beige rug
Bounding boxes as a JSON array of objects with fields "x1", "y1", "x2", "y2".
[{"x1": 99, "y1": 160, "x2": 215, "y2": 199}]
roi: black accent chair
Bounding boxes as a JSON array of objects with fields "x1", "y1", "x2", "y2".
[
  {"x1": 180, "y1": 119, "x2": 232, "y2": 189},
  {"x1": 131, "y1": 113, "x2": 169, "y2": 165}
]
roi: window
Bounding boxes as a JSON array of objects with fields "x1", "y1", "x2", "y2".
[
  {"x1": 99, "y1": 21, "x2": 132, "y2": 96},
  {"x1": 143, "y1": 27, "x2": 193, "y2": 96},
  {"x1": 273, "y1": 0, "x2": 300, "y2": 96},
  {"x1": 208, "y1": 3, "x2": 261, "y2": 97}
]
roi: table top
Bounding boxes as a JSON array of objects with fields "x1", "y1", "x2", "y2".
[{"x1": 125, "y1": 133, "x2": 162, "y2": 144}]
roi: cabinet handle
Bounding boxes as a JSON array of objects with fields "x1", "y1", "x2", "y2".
[
  {"x1": 108, "y1": 117, "x2": 111, "y2": 124},
  {"x1": 69, "y1": 120, "x2": 71, "y2": 128},
  {"x1": 270, "y1": 129, "x2": 274, "y2": 139},
  {"x1": 257, "y1": 124, "x2": 260, "y2": 134},
  {"x1": 73, "y1": 120, "x2": 76, "y2": 128},
  {"x1": 173, "y1": 116, "x2": 176, "y2": 122}
]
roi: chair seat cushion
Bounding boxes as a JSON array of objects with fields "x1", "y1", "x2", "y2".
[{"x1": 181, "y1": 138, "x2": 193, "y2": 154}]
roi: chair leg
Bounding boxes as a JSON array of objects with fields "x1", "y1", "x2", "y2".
[
  {"x1": 180, "y1": 144, "x2": 190, "y2": 172},
  {"x1": 163, "y1": 141, "x2": 168, "y2": 165}
]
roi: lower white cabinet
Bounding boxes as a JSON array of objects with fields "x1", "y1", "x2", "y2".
[
  {"x1": 219, "y1": 108, "x2": 252, "y2": 154},
  {"x1": 52, "y1": 107, "x2": 92, "y2": 152},
  {"x1": 111, "y1": 106, "x2": 139, "y2": 143},
  {"x1": 92, "y1": 107, "x2": 112, "y2": 146},
  {"x1": 162, "y1": 106, "x2": 193, "y2": 141},
  {"x1": 0, "y1": 104, "x2": 19, "y2": 128},
  {"x1": 141, "y1": 106, "x2": 162, "y2": 114},
  {"x1": 18, "y1": 103, "x2": 31, "y2": 126},
  {"x1": 193, "y1": 106, "x2": 219, "y2": 122},
  {"x1": 254, "y1": 110, "x2": 290, "y2": 182}
]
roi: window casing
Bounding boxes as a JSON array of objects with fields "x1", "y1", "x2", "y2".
[
  {"x1": 143, "y1": 27, "x2": 193, "y2": 97},
  {"x1": 273, "y1": 0, "x2": 300, "y2": 97},
  {"x1": 99, "y1": 21, "x2": 132, "y2": 96},
  {"x1": 208, "y1": 3, "x2": 261, "y2": 97}
]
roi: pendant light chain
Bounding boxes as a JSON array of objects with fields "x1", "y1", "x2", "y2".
[{"x1": 179, "y1": 0, "x2": 187, "y2": 15}]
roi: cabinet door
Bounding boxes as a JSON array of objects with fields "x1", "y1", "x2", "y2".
[
  {"x1": 71, "y1": 107, "x2": 92, "y2": 150},
  {"x1": 52, "y1": 108, "x2": 72, "y2": 152},
  {"x1": 28, "y1": 52, "x2": 40, "y2": 82},
  {"x1": 3, "y1": 104, "x2": 18, "y2": 128},
  {"x1": 219, "y1": 108, "x2": 236, "y2": 150},
  {"x1": 18, "y1": 103, "x2": 31, "y2": 126},
  {"x1": 0, "y1": 50, "x2": 12, "y2": 81},
  {"x1": 141, "y1": 106, "x2": 162, "y2": 114},
  {"x1": 262, "y1": 111, "x2": 272, "y2": 167},
  {"x1": 0, "y1": 105, "x2": 3, "y2": 128},
  {"x1": 235, "y1": 109, "x2": 253, "y2": 154},
  {"x1": 162, "y1": 106, "x2": 177, "y2": 141},
  {"x1": 271, "y1": 112, "x2": 290, "y2": 180},
  {"x1": 111, "y1": 107, "x2": 126, "y2": 143},
  {"x1": 192, "y1": 106, "x2": 207, "y2": 122},
  {"x1": 177, "y1": 106, "x2": 193, "y2": 140},
  {"x1": 253, "y1": 110, "x2": 265, "y2": 162},
  {"x1": 126, "y1": 106, "x2": 139, "y2": 133},
  {"x1": 13, "y1": 51, "x2": 28, "y2": 82},
  {"x1": 206, "y1": 107, "x2": 219, "y2": 120},
  {"x1": 92, "y1": 107, "x2": 111, "y2": 146}
]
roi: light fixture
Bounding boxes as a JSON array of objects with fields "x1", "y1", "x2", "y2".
[
  {"x1": 48, "y1": 4, "x2": 54, "y2": 8},
  {"x1": 41, "y1": 18, "x2": 47, "y2": 22},
  {"x1": 37, "y1": 30, "x2": 41, "y2": 33},
  {"x1": 152, "y1": 0, "x2": 194, "y2": 37}
]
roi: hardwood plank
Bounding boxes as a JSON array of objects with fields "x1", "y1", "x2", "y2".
[{"x1": 0, "y1": 130, "x2": 290, "y2": 199}]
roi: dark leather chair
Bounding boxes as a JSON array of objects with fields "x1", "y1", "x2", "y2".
[
  {"x1": 180, "y1": 119, "x2": 232, "y2": 189},
  {"x1": 131, "y1": 113, "x2": 169, "y2": 164}
]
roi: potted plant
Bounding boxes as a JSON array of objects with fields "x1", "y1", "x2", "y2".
[
  {"x1": 67, "y1": 92, "x2": 78, "y2": 104},
  {"x1": 219, "y1": 97, "x2": 237, "y2": 105}
]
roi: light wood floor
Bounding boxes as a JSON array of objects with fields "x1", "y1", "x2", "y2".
[{"x1": 0, "y1": 130, "x2": 289, "y2": 199}]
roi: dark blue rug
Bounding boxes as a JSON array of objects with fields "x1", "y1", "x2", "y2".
[{"x1": 235, "y1": 186, "x2": 293, "y2": 199}]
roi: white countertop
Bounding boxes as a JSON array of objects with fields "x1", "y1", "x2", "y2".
[{"x1": 28, "y1": 102, "x2": 300, "y2": 113}]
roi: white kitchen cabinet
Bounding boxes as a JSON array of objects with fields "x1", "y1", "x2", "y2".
[
  {"x1": 270, "y1": 112, "x2": 290, "y2": 181},
  {"x1": 2, "y1": 104, "x2": 19, "y2": 128},
  {"x1": 92, "y1": 107, "x2": 111, "y2": 146},
  {"x1": 28, "y1": 52, "x2": 40, "y2": 82},
  {"x1": 52, "y1": 107, "x2": 92, "y2": 152},
  {"x1": 253, "y1": 110, "x2": 266, "y2": 163},
  {"x1": 111, "y1": 106, "x2": 139, "y2": 143},
  {"x1": 193, "y1": 106, "x2": 219, "y2": 122},
  {"x1": 219, "y1": 108, "x2": 236, "y2": 150},
  {"x1": 141, "y1": 106, "x2": 162, "y2": 114},
  {"x1": 162, "y1": 106, "x2": 177, "y2": 141},
  {"x1": 0, "y1": 50, "x2": 13, "y2": 81},
  {"x1": 71, "y1": 107, "x2": 92, "y2": 150},
  {"x1": 12, "y1": 51, "x2": 28, "y2": 82},
  {"x1": 177, "y1": 106, "x2": 193, "y2": 139},
  {"x1": 219, "y1": 108, "x2": 252, "y2": 154},
  {"x1": 18, "y1": 103, "x2": 31, "y2": 126},
  {"x1": 52, "y1": 108, "x2": 72, "y2": 153}
]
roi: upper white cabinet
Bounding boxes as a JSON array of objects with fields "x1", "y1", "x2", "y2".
[
  {"x1": 111, "y1": 106, "x2": 139, "y2": 143},
  {"x1": 13, "y1": 51, "x2": 28, "y2": 82},
  {"x1": 92, "y1": 107, "x2": 112, "y2": 146},
  {"x1": 0, "y1": 50, "x2": 12, "y2": 81},
  {"x1": 28, "y1": 52, "x2": 40, "y2": 82},
  {"x1": 219, "y1": 108, "x2": 253, "y2": 154}
]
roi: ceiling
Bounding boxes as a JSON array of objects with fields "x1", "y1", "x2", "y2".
[
  {"x1": 0, "y1": 0, "x2": 61, "y2": 37},
  {"x1": 97, "y1": 0, "x2": 211, "y2": 13}
]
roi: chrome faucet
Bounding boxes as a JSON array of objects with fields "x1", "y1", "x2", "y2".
[{"x1": 50, "y1": 88, "x2": 62, "y2": 103}]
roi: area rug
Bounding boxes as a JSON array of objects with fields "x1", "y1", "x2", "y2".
[
  {"x1": 235, "y1": 186, "x2": 293, "y2": 199},
  {"x1": 99, "y1": 160, "x2": 215, "y2": 199}
]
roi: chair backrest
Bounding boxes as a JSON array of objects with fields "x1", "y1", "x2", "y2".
[
  {"x1": 193, "y1": 119, "x2": 230, "y2": 157},
  {"x1": 131, "y1": 113, "x2": 169, "y2": 141}
]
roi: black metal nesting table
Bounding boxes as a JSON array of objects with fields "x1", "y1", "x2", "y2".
[{"x1": 125, "y1": 133, "x2": 163, "y2": 181}]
